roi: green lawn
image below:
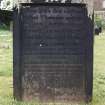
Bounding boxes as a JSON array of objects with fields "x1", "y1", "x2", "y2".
[
  {"x1": 92, "y1": 33, "x2": 105, "y2": 105},
  {"x1": 0, "y1": 29, "x2": 105, "y2": 105},
  {"x1": 0, "y1": 29, "x2": 13, "y2": 76}
]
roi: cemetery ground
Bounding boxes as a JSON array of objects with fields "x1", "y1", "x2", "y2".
[{"x1": 0, "y1": 28, "x2": 105, "y2": 105}]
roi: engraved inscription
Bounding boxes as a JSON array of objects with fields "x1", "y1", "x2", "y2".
[{"x1": 20, "y1": 6, "x2": 87, "y2": 102}]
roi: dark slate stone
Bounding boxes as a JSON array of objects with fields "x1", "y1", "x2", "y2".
[{"x1": 13, "y1": 3, "x2": 93, "y2": 103}]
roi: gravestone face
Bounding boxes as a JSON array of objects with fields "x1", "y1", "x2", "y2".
[
  {"x1": 13, "y1": 3, "x2": 93, "y2": 103},
  {"x1": 14, "y1": 0, "x2": 93, "y2": 14}
]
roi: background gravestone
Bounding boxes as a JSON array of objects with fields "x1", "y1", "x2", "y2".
[{"x1": 13, "y1": 2, "x2": 94, "y2": 104}]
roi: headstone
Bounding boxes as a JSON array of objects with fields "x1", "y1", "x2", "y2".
[
  {"x1": 13, "y1": 3, "x2": 94, "y2": 104},
  {"x1": 14, "y1": 0, "x2": 93, "y2": 13}
]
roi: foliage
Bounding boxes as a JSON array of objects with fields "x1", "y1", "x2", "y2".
[
  {"x1": 0, "y1": 10, "x2": 13, "y2": 26},
  {"x1": 94, "y1": 15, "x2": 105, "y2": 30},
  {"x1": 0, "y1": 24, "x2": 10, "y2": 30},
  {"x1": 94, "y1": 15, "x2": 102, "y2": 27},
  {"x1": 102, "y1": 20, "x2": 105, "y2": 29},
  {"x1": 0, "y1": 0, "x2": 13, "y2": 10}
]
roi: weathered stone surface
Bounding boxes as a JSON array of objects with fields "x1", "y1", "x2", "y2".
[
  {"x1": 14, "y1": 0, "x2": 93, "y2": 14},
  {"x1": 13, "y1": 3, "x2": 93, "y2": 103}
]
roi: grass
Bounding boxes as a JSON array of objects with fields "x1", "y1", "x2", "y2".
[
  {"x1": 92, "y1": 33, "x2": 105, "y2": 105},
  {"x1": 0, "y1": 28, "x2": 105, "y2": 105},
  {"x1": 0, "y1": 28, "x2": 13, "y2": 76}
]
